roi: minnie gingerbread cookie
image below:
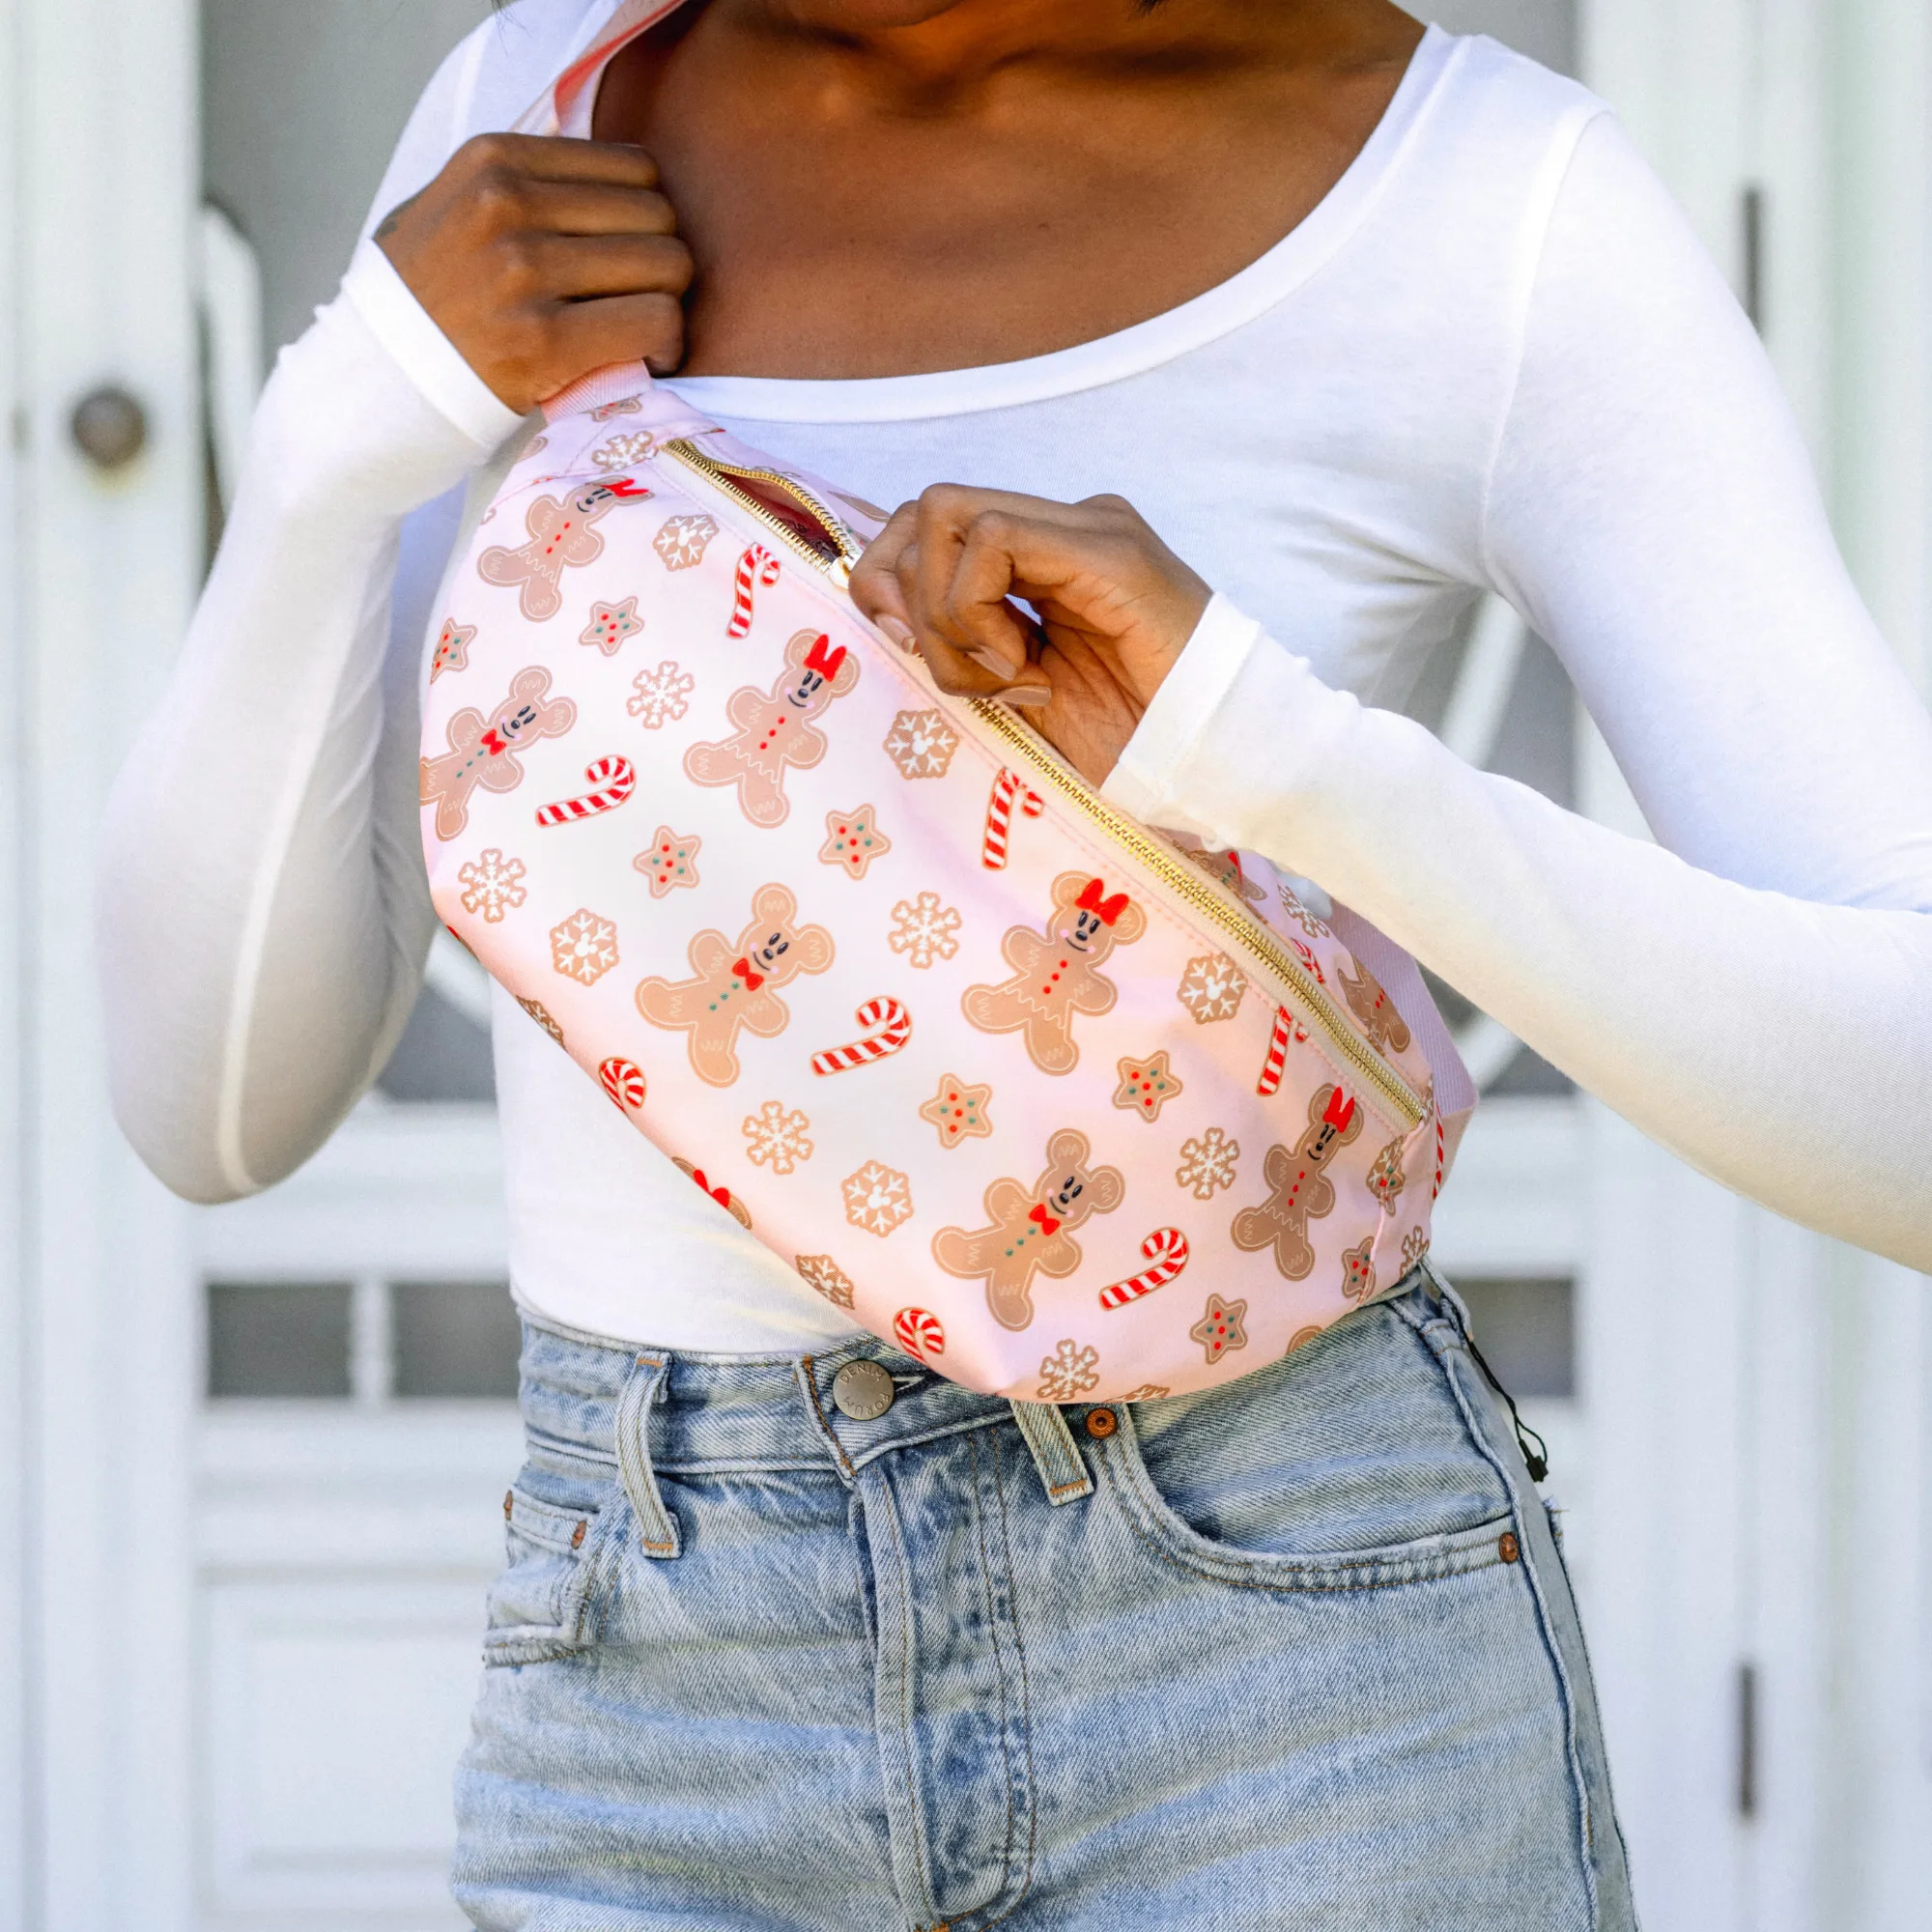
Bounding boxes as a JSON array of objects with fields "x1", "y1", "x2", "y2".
[
  {"x1": 419, "y1": 667, "x2": 576, "y2": 841},
  {"x1": 476, "y1": 478, "x2": 648, "y2": 623},
  {"x1": 962, "y1": 872, "x2": 1147, "y2": 1075},
  {"x1": 933, "y1": 1127, "x2": 1125, "y2": 1330},
  {"x1": 1230, "y1": 1083, "x2": 1363, "y2": 1280},
  {"x1": 635, "y1": 883, "x2": 834, "y2": 1087},
  {"x1": 684, "y1": 629, "x2": 862, "y2": 830}
]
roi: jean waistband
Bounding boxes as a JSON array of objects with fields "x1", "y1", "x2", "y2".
[
  {"x1": 516, "y1": 1315, "x2": 1040, "y2": 1483},
  {"x1": 515, "y1": 1269, "x2": 1450, "y2": 1484}
]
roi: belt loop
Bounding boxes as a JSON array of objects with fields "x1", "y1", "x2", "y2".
[
  {"x1": 1009, "y1": 1400, "x2": 1094, "y2": 1506},
  {"x1": 615, "y1": 1353, "x2": 681, "y2": 1558}
]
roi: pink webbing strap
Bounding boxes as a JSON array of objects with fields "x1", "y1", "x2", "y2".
[{"x1": 513, "y1": 0, "x2": 694, "y2": 137}]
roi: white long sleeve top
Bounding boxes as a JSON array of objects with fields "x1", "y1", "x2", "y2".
[{"x1": 99, "y1": 9, "x2": 1932, "y2": 1352}]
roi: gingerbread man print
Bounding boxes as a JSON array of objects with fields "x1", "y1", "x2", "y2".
[
  {"x1": 635, "y1": 883, "x2": 834, "y2": 1087},
  {"x1": 933, "y1": 1128, "x2": 1125, "y2": 1330},
  {"x1": 419, "y1": 667, "x2": 576, "y2": 840},
  {"x1": 476, "y1": 479, "x2": 648, "y2": 623},
  {"x1": 1230, "y1": 1083, "x2": 1364, "y2": 1280},
  {"x1": 961, "y1": 872, "x2": 1147, "y2": 1075},
  {"x1": 683, "y1": 629, "x2": 862, "y2": 829},
  {"x1": 1336, "y1": 954, "x2": 1412, "y2": 1056}
]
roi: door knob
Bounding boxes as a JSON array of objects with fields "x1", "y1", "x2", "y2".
[{"x1": 71, "y1": 384, "x2": 148, "y2": 470}]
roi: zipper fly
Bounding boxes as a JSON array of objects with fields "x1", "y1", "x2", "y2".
[{"x1": 656, "y1": 437, "x2": 1426, "y2": 1133}]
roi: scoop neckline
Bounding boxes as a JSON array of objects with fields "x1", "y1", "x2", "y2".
[{"x1": 657, "y1": 24, "x2": 1463, "y2": 426}]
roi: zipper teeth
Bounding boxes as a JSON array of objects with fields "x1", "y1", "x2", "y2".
[
  {"x1": 966, "y1": 699, "x2": 1424, "y2": 1130},
  {"x1": 662, "y1": 439, "x2": 863, "y2": 573},
  {"x1": 653, "y1": 434, "x2": 1422, "y2": 1131}
]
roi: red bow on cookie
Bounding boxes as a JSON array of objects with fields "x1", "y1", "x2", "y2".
[
  {"x1": 732, "y1": 956, "x2": 766, "y2": 990},
  {"x1": 1028, "y1": 1202, "x2": 1062, "y2": 1237},
  {"x1": 803, "y1": 634, "x2": 847, "y2": 680},
  {"x1": 1076, "y1": 878, "x2": 1130, "y2": 925}
]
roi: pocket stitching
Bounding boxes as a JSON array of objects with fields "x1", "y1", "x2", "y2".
[
  {"x1": 1100, "y1": 1420, "x2": 1520, "y2": 1593},
  {"x1": 483, "y1": 1483, "x2": 624, "y2": 1663}
]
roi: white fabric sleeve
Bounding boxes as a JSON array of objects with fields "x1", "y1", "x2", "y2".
[
  {"x1": 98, "y1": 247, "x2": 524, "y2": 1202},
  {"x1": 1103, "y1": 113, "x2": 1932, "y2": 1270}
]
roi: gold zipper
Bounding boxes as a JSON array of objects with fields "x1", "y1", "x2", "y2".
[
  {"x1": 964, "y1": 699, "x2": 1425, "y2": 1130},
  {"x1": 662, "y1": 439, "x2": 862, "y2": 583},
  {"x1": 656, "y1": 436, "x2": 1425, "y2": 1132}
]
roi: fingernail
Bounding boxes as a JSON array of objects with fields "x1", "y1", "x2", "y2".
[
  {"x1": 968, "y1": 646, "x2": 1019, "y2": 678},
  {"x1": 1004, "y1": 683, "x2": 1053, "y2": 708},
  {"x1": 875, "y1": 615, "x2": 915, "y2": 651}
]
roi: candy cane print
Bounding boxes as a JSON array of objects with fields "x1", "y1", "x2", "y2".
[
  {"x1": 726, "y1": 544, "x2": 781, "y2": 639},
  {"x1": 1289, "y1": 935, "x2": 1326, "y2": 984},
  {"x1": 1255, "y1": 1004, "x2": 1308, "y2": 1096},
  {"x1": 1098, "y1": 1229, "x2": 1191, "y2": 1311},
  {"x1": 1432, "y1": 1107, "x2": 1447, "y2": 1202},
  {"x1": 810, "y1": 997, "x2": 912, "y2": 1075},
  {"x1": 893, "y1": 1308, "x2": 946, "y2": 1359},
  {"x1": 980, "y1": 768, "x2": 1045, "y2": 869},
  {"x1": 535, "y1": 755, "x2": 637, "y2": 828},
  {"x1": 598, "y1": 1057, "x2": 647, "y2": 1111}
]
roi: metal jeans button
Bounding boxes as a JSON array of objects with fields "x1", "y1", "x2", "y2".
[{"x1": 830, "y1": 1358, "x2": 895, "y2": 1421}]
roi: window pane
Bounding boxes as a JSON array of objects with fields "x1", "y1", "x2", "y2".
[
  {"x1": 376, "y1": 985, "x2": 497, "y2": 1105},
  {"x1": 1452, "y1": 1276, "x2": 1577, "y2": 1400},
  {"x1": 391, "y1": 1282, "x2": 521, "y2": 1400},
  {"x1": 208, "y1": 1281, "x2": 353, "y2": 1399}
]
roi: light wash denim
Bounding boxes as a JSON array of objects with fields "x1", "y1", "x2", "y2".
[{"x1": 452, "y1": 1266, "x2": 1634, "y2": 1929}]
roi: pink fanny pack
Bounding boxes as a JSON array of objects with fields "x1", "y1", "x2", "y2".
[{"x1": 422, "y1": 371, "x2": 1461, "y2": 1401}]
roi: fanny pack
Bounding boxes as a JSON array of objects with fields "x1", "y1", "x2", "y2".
[{"x1": 421, "y1": 368, "x2": 1463, "y2": 1401}]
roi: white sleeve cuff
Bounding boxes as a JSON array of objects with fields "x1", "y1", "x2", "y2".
[
  {"x1": 1100, "y1": 591, "x2": 1266, "y2": 824},
  {"x1": 339, "y1": 239, "x2": 528, "y2": 453}
]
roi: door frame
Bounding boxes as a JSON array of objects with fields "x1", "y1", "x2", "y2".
[{"x1": 1, "y1": 0, "x2": 203, "y2": 1925}]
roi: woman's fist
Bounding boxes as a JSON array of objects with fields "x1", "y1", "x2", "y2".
[
  {"x1": 375, "y1": 133, "x2": 695, "y2": 412},
  {"x1": 849, "y1": 486, "x2": 1211, "y2": 788}
]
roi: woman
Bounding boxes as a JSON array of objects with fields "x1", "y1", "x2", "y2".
[{"x1": 101, "y1": 0, "x2": 1932, "y2": 1925}]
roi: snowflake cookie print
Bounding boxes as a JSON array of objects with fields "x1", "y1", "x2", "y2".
[
  {"x1": 819, "y1": 806, "x2": 892, "y2": 880},
  {"x1": 1190, "y1": 1294, "x2": 1248, "y2": 1364},
  {"x1": 581, "y1": 596, "x2": 642, "y2": 657},
  {"x1": 889, "y1": 892, "x2": 962, "y2": 970},
  {"x1": 841, "y1": 1160, "x2": 914, "y2": 1237},
  {"x1": 883, "y1": 708, "x2": 960, "y2": 780},
  {"x1": 633, "y1": 827, "x2": 700, "y2": 898},
  {"x1": 919, "y1": 1073, "x2": 993, "y2": 1149},
  {"x1": 652, "y1": 513, "x2": 718, "y2": 571},
  {"x1": 795, "y1": 1253, "x2": 856, "y2": 1308},
  {"x1": 742, "y1": 1101, "x2": 813, "y2": 1176},
  {"x1": 1119, "y1": 1383, "x2": 1172, "y2": 1402},
  {"x1": 458, "y1": 848, "x2": 526, "y2": 923},
  {"x1": 1036, "y1": 1339, "x2": 1100, "y2": 1403},
  {"x1": 1176, "y1": 1126, "x2": 1240, "y2": 1201},
  {"x1": 1113, "y1": 1050, "x2": 1183, "y2": 1122},
  {"x1": 591, "y1": 430, "x2": 655, "y2": 471},
  {"x1": 550, "y1": 908, "x2": 619, "y2": 986},
  {"x1": 628, "y1": 661, "x2": 695, "y2": 730},
  {"x1": 1177, "y1": 952, "x2": 1248, "y2": 1024}
]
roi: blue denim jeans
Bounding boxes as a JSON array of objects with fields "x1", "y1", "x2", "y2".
[{"x1": 452, "y1": 1267, "x2": 1634, "y2": 1929}]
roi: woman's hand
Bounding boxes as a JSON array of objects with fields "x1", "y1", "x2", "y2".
[
  {"x1": 375, "y1": 134, "x2": 695, "y2": 412},
  {"x1": 848, "y1": 486, "x2": 1211, "y2": 787}
]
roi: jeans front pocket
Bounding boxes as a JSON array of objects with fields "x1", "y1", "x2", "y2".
[
  {"x1": 483, "y1": 1480, "x2": 621, "y2": 1665},
  {"x1": 1093, "y1": 1295, "x2": 1522, "y2": 1590}
]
